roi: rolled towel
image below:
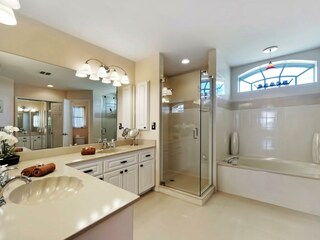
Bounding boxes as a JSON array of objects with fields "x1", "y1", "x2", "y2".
[
  {"x1": 33, "y1": 163, "x2": 56, "y2": 177},
  {"x1": 21, "y1": 165, "x2": 38, "y2": 177}
]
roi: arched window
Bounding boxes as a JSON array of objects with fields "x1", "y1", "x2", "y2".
[{"x1": 238, "y1": 60, "x2": 317, "y2": 93}]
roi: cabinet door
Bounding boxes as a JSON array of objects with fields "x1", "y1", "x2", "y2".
[
  {"x1": 17, "y1": 136, "x2": 31, "y2": 149},
  {"x1": 135, "y1": 81, "x2": 149, "y2": 130},
  {"x1": 138, "y1": 160, "x2": 155, "y2": 194},
  {"x1": 32, "y1": 135, "x2": 42, "y2": 150},
  {"x1": 123, "y1": 165, "x2": 138, "y2": 195},
  {"x1": 104, "y1": 170, "x2": 124, "y2": 189}
]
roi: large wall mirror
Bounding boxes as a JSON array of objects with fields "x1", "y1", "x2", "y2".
[{"x1": 0, "y1": 51, "x2": 120, "y2": 150}]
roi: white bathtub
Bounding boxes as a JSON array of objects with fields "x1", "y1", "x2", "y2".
[{"x1": 218, "y1": 156, "x2": 320, "y2": 216}]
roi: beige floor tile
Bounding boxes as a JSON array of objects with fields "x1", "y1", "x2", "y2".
[{"x1": 134, "y1": 191, "x2": 320, "y2": 240}]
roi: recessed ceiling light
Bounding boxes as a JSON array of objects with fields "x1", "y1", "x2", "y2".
[
  {"x1": 47, "y1": 84, "x2": 54, "y2": 88},
  {"x1": 181, "y1": 59, "x2": 190, "y2": 64}
]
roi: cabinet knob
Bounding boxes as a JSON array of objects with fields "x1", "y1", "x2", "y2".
[
  {"x1": 140, "y1": 164, "x2": 143, "y2": 167},
  {"x1": 125, "y1": 169, "x2": 128, "y2": 173},
  {"x1": 120, "y1": 171, "x2": 124, "y2": 174}
]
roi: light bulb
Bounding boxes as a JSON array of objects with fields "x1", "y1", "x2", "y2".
[
  {"x1": 110, "y1": 70, "x2": 119, "y2": 81},
  {"x1": 97, "y1": 66, "x2": 108, "y2": 78},
  {"x1": 121, "y1": 74, "x2": 129, "y2": 84},
  {"x1": 0, "y1": 3, "x2": 17, "y2": 25},
  {"x1": 0, "y1": 0, "x2": 20, "y2": 9},
  {"x1": 113, "y1": 80, "x2": 121, "y2": 87}
]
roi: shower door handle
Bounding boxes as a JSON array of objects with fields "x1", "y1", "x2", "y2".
[{"x1": 193, "y1": 128, "x2": 198, "y2": 139}]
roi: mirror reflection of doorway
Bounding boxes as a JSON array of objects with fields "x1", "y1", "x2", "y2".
[{"x1": 101, "y1": 94, "x2": 117, "y2": 141}]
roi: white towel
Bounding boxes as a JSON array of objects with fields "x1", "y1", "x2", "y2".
[{"x1": 312, "y1": 133, "x2": 320, "y2": 164}]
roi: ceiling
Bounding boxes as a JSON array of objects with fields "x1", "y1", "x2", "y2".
[{"x1": 18, "y1": 0, "x2": 320, "y2": 76}]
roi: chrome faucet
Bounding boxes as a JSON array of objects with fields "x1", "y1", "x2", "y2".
[
  {"x1": 102, "y1": 138, "x2": 110, "y2": 149},
  {"x1": 109, "y1": 139, "x2": 116, "y2": 148},
  {"x1": 0, "y1": 166, "x2": 31, "y2": 206}
]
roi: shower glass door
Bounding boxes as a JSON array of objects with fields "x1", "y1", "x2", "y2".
[{"x1": 161, "y1": 70, "x2": 212, "y2": 196}]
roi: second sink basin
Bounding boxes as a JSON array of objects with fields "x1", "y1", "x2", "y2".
[
  {"x1": 9, "y1": 176, "x2": 83, "y2": 205},
  {"x1": 96, "y1": 148, "x2": 123, "y2": 154}
]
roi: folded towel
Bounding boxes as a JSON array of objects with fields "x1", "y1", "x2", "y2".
[
  {"x1": 81, "y1": 147, "x2": 96, "y2": 155},
  {"x1": 22, "y1": 163, "x2": 56, "y2": 177},
  {"x1": 21, "y1": 165, "x2": 38, "y2": 177},
  {"x1": 14, "y1": 147, "x2": 23, "y2": 152},
  {"x1": 33, "y1": 163, "x2": 56, "y2": 177}
]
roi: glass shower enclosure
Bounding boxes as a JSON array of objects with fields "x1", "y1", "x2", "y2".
[{"x1": 160, "y1": 70, "x2": 213, "y2": 196}]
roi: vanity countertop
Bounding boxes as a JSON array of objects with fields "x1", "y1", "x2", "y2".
[{"x1": 0, "y1": 143, "x2": 155, "y2": 240}]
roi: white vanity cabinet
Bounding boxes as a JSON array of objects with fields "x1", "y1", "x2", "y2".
[
  {"x1": 70, "y1": 159, "x2": 103, "y2": 177},
  {"x1": 104, "y1": 152, "x2": 139, "y2": 194},
  {"x1": 69, "y1": 147, "x2": 155, "y2": 195},
  {"x1": 104, "y1": 165, "x2": 138, "y2": 194},
  {"x1": 31, "y1": 135, "x2": 42, "y2": 150},
  {"x1": 17, "y1": 136, "x2": 31, "y2": 149},
  {"x1": 138, "y1": 149, "x2": 155, "y2": 194}
]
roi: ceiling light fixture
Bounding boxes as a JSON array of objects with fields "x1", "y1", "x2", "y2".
[
  {"x1": 181, "y1": 59, "x2": 190, "y2": 64},
  {"x1": 47, "y1": 84, "x2": 54, "y2": 88},
  {"x1": 0, "y1": 0, "x2": 20, "y2": 26},
  {"x1": 263, "y1": 46, "x2": 278, "y2": 70},
  {"x1": 75, "y1": 58, "x2": 129, "y2": 87}
]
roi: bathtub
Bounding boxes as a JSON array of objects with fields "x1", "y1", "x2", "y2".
[{"x1": 218, "y1": 156, "x2": 320, "y2": 216}]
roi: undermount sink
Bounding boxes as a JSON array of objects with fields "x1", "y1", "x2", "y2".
[
  {"x1": 96, "y1": 148, "x2": 123, "y2": 154},
  {"x1": 9, "y1": 176, "x2": 83, "y2": 205}
]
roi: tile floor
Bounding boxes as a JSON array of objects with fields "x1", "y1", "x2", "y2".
[
  {"x1": 163, "y1": 171, "x2": 209, "y2": 195},
  {"x1": 134, "y1": 191, "x2": 320, "y2": 240}
]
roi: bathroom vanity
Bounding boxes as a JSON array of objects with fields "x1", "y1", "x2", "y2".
[{"x1": 0, "y1": 142, "x2": 155, "y2": 240}]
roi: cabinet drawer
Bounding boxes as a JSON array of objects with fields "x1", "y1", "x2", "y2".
[
  {"x1": 139, "y1": 149, "x2": 154, "y2": 162},
  {"x1": 104, "y1": 153, "x2": 138, "y2": 172},
  {"x1": 71, "y1": 160, "x2": 103, "y2": 176}
]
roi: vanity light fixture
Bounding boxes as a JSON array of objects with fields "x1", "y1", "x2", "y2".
[
  {"x1": 75, "y1": 58, "x2": 130, "y2": 87},
  {"x1": 263, "y1": 46, "x2": 278, "y2": 70},
  {"x1": 162, "y1": 87, "x2": 173, "y2": 96},
  {"x1": 0, "y1": 0, "x2": 20, "y2": 26},
  {"x1": 181, "y1": 59, "x2": 190, "y2": 64}
]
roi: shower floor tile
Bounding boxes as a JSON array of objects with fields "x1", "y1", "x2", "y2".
[{"x1": 163, "y1": 171, "x2": 209, "y2": 195}]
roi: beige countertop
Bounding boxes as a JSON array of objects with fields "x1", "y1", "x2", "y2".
[{"x1": 0, "y1": 143, "x2": 155, "y2": 240}]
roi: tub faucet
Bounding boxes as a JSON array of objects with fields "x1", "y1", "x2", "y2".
[
  {"x1": 224, "y1": 156, "x2": 239, "y2": 164},
  {"x1": 0, "y1": 166, "x2": 32, "y2": 207}
]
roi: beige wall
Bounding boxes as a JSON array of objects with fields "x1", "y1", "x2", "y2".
[
  {"x1": 0, "y1": 77, "x2": 14, "y2": 126},
  {"x1": 166, "y1": 70, "x2": 200, "y2": 102},
  {"x1": 135, "y1": 53, "x2": 162, "y2": 189},
  {"x1": 15, "y1": 83, "x2": 66, "y2": 102},
  {"x1": 0, "y1": 14, "x2": 135, "y2": 140},
  {"x1": 0, "y1": 14, "x2": 135, "y2": 80}
]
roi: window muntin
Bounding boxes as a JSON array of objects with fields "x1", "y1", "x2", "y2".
[{"x1": 238, "y1": 60, "x2": 317, "y2": 93}]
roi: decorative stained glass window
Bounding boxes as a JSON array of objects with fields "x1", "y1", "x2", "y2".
[{"x1": 238, "y1": 60, "x2": 317, "y2": 93}]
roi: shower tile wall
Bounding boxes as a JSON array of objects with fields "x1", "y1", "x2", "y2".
[
  {"x1": 234, "y1": 104, "x2": 320, "y2": 162},
  {"x1": 216, "y1": 106, "x2": 234, "y2": 161},
  {"x1": 216, "y1": 98, "x2": 320, "y2": 163}
]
